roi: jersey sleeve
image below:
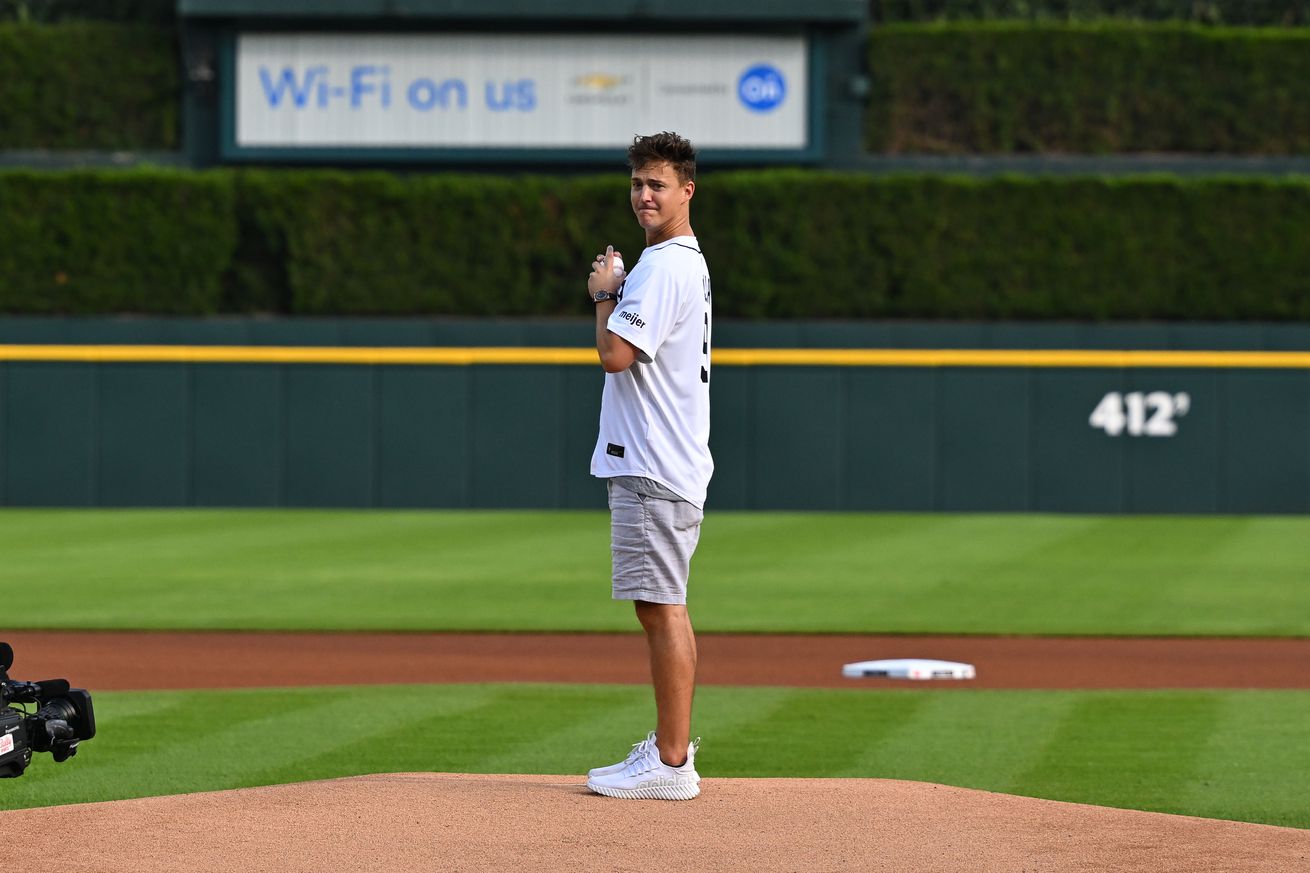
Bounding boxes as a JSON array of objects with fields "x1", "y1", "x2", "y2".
[{"x1": 606, "y1": 262, "x2": 682, "y2": 363}]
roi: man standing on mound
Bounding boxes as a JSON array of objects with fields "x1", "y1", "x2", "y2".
[{"x1": 584, "y1": 131, "x2": 713, "y2": 801}]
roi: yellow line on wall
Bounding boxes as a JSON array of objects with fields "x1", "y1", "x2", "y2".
[
  {"x1": 0, "y1": 345, "x2": 596, "y2": 365},
  {"x1": 715, "y1": 348, "x2": 1310, "y2": 368},
  {"x1": 2, "y1": 344, "x2": 1310, "y2": 368}
]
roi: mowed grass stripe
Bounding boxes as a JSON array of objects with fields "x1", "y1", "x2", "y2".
[
  {"x1": 0, "y1": 510, "x2": 613, "y2": 631},
  {"x1": 705, "y1": 691, "x2": 931, "y2": 778},
  {"x1": 1178, "y1": 692, "x2": 1310, "y2": 828},
  {"x1": 0, "y1": 687, "x2": 498, "y2": 811},
  {"x1": 2, "y1": 510, "x2": 1309, "y2": 635},
  {"x1": 839, "y1": 692, "x2": 1079, "y2": 791},
  {"x1": 698, "y1": 514, "x2": 1307, "y2": 636},
  {"x1": 251, "y1": 685, "x2": 641, "y2": 787},
  {"x1": 1012, "y1": 693, "x2": 1222, "y2": 814},
  {"x1": 698, "y1": 514, "x2": 1105, "y2": 634},
  {"x1": 5, "y1": 685, "x2": 1308, "y2": 829}
]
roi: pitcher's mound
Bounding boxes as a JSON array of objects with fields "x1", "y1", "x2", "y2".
[{"x1": 6, "y1": 774, "x2": 1306, "y2": 872}]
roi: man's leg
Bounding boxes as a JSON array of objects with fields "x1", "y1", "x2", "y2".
[{"x1": 634, "y1": 600, "x2": 697, "y2": 766}]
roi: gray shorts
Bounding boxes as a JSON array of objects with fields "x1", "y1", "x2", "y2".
[{"x1": 607, "y1": 478, "x2": 704, "y2": 605}]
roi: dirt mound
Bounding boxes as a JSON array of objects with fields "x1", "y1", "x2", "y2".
[{"x1": 5, "y1": 774, "x2": 1305, "y2": 872}]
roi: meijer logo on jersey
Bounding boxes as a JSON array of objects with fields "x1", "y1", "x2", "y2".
[{"x1": 619, "y1": 311, "x2": 646, "y2": 329}]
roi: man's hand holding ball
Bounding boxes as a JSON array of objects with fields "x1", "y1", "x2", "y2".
[{"x1": 588, "y1": 245, "x2": 625, "y2": 303}]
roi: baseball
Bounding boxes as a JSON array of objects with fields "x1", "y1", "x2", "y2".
[{"x1": 611, "y1": 253, "x2": 626, "y2": 279}]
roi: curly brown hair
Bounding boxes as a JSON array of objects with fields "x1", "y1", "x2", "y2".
[{"x1": 627, "y1": 131, "x2": 697, "y2": 184}]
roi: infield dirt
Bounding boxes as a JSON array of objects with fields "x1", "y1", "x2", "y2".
[{"x1": 7, "y1": 630, "x2": 1310, "y2": 690}]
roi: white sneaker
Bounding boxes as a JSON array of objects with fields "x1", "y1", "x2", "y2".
[
  {"x1": 586, "y1": 738, "x2": 701, "y2": 801},
  {"x1": 587, "y1": 730, "x2": 656, "y2": 778}
]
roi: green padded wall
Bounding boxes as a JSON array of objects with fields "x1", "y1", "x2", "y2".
[{"x1": 2, "y1": 318, "x2": 1308, "y2": 512}]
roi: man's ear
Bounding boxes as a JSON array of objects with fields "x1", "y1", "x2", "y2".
[{"x1": 684, "y1": 180, "x2": 696, "y2": 201}]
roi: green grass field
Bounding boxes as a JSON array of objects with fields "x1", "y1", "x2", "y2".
[
  {"x1": 4, "y1": 684, "x2": 1308, "y2": 828},
  {"x1": 2, "y1": 509, "x2": 1307, "y2": 826},
  {"x1": 1, "y1": 509, "x2": 1308, "y2": 635}
]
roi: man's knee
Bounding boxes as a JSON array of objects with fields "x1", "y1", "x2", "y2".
[{"x1": 634, "y1": 600, "x2": 689, "y2": 632}]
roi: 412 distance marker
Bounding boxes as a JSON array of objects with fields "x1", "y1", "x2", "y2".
[{"x1": 1089, "y1": 391, "x2": 1191, "y2": 438}]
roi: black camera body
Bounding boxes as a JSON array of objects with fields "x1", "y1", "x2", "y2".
[{"x1": 0, "y1": 642, "x2": 95, "y2": 778}]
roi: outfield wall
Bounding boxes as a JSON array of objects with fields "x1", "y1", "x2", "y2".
[{"x1": 1, "y1": 318, "x2": 1308, "y2": 512}]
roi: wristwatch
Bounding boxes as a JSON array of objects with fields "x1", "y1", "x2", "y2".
[{"x1": 591, "y1": 289, "x2": 619, "y2": 303}]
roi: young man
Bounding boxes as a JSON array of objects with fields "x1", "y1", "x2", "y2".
[{"x1": 584, "y1": 131, "x2": 712, "y2": 801}]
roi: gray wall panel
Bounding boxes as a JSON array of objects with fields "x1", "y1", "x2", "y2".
[
  {"x1": 1220, "y1": 371, "x2": 1310, "y2": 513},
  {"x1": 0, "y1": 365, "x2": 5, "y2": 504},
  {"x1": 706, "y1": 368, "x2": 753, "y2": 510},
  {"x1": 937, "y1": 369, "x2": 1032, "y2": 510},
  {"x1": 284, "y1": 366, "x2": 375, "y2": 506},
  {"x1": 751, "y1": 368, "x2": 844, "y2": 509},
  {"x1": 377, "y1": 367, "x2": 470, "y2": 507},
  {"x1": 192, "y1": 364, "x2": 284, "y2": 506},
  {"x1": 1125, "y1": 369, "x2": 1220, "y2": 513},
  {"x1": 97, "y1": 365, "x2": 191, "y2": 506},
  {"x1": 468, "y1": 366, "x2": 563, "y2": 508},
  {"x1": 1032, "y1": 370, "x2": 1127, "y2": 513},
  {"x1": 4, "y1": 364, "x2": 97, "y2": 506},
  {"x1": 562, "y1": 367, "x2": 607, "y2": 510},
  {"x1": 843, "y1": 368, "x2": 936, "y2": 510}
]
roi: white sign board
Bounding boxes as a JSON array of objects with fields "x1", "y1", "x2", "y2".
[{"x1": 234, "y1": 32, "x2": 808, "y2": 151}]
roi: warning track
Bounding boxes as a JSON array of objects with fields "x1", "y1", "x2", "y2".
[{"x1": 5, "y1": 631, "x2": 1308, "y2": 691}]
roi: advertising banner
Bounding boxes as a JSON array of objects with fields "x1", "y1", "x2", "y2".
[{"x1": 234, "y1": 32, "x2": 808, "y2": 151}]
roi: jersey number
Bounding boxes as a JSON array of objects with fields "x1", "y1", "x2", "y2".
[{"x1": 701, "y1": 312, "x2": 710, "y2": 384}]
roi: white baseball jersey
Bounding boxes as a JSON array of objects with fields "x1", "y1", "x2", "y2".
[{"x1": 591, "y1": 236, "x2": 713, "y2": 508}]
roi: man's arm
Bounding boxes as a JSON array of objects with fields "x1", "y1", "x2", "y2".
[
  {"x1": 595, "y1": 301, "x2": 639, "y2": 373},
  {"x1": 589, "y1": 245, "x2": 639, "y2": 373}
]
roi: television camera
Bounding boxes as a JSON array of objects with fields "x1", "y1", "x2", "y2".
[{"x1": 0, "y1": 642, "x2": 95, "y2": 778}]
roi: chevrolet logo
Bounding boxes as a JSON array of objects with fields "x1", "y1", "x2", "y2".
[{"x1": 574, "y1": 73, "x2": 627, "y2": 91}]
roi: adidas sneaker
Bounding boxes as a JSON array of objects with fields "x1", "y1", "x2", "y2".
[{"x1": 586, "y1": 738, "x2": 701, "y2": 801}]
